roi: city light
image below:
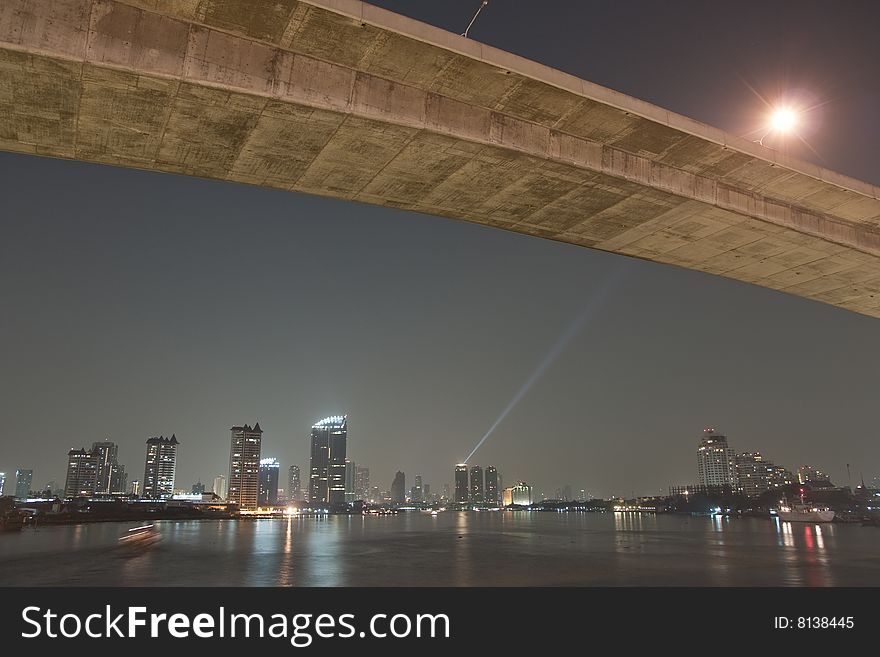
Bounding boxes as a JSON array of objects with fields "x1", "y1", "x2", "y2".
[{"x1": 769, "y1": 107, "x2": 797, "y2": 133}]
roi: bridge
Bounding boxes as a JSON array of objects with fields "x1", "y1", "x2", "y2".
[{"x1": 3, "y1": 0, "x2": 880, "y2": 317}]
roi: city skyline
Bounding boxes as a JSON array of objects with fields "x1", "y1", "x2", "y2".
[{"x1": 2, "y1": 0, "x2": 880, "y2": 498}]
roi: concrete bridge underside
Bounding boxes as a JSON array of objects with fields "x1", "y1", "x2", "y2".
[{"x1": 3, "y1": 0, "x2": 880, "y2": 317}]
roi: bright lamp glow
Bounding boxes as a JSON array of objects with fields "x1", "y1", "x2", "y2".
[{"x1": 769, "y1": 107, "x2": 797, "y2": 133}]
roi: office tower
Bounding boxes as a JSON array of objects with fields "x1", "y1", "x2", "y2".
[
  {"x1": 143, "y1": 435, "x2": 179, "y2": 499},
  {"x1": 442, "y1": 482, "x2": 450, "y2": 501},
  {"x1": 14, "y1": 469, "x2": 33, "y2": 499},
  {"x1": 91, "y1": 441, "x2": 119, "y2": 494},
  {"x1": 287, "y1": 466, "x2": 301, "y2": 502},
  {"x1": 0, "y1": 472, "x2": 5, "y2": 496},
  {"x1": 735, "y1": 452, "x2": 770, "y2": 498},
  {"x1": 258, "y1": 458, "x2": 280, "y2": 506},
  {"x1": 192, "y1": 481, "x2": 205, "y2": 495},
  {"x1": 228, "y1": 424, "x2": 262, "y2": 510},
  {"x1": 412, "y1": 474, "x2": 423, "y2": 502},
  {"x1": 454, "y1": 464, "x2": 469, "y2": 505},
  {"x1": 485, "y1": 466, "x2": 498, "y2": 505},
  {"x1": 424, "y1": 483, "x2": 431, "y2": 501},
  {"x1": 355, "y1": 465, "x2": 370, "y2": 501},
  {"x1": 470, "y1": 465, "x2": 484, "y2": 504},
  {"x1": 696, "y1": 428, "x2": 737, "y2": 488},
  {"x1": 110, "y1": 463, "x2": 127, "y2": 495},
  {"x1": 129, "y1": 479, "x2": 141, "y2": 496},
  {"x1": 562, "y1": 484, "x2": 572, "y2": 501},
  {"x1": 64, "y1": 448, "x2": 98, "y2": 497},
  {"x1": 391, "y1": 471, "x2": 406, "y2": 504},
  {"x1": 344, "y1": 459, "x2": 356, "y2": 502},
  {"x1": 309, "y1": 415, "x2": 347, "y2": 506},
  {"x1": 511, "y1": 482, "x2": 532, "y2": 505},
  {"x1": 213, "y1": 474, "x2": 227, "y2": 500}
]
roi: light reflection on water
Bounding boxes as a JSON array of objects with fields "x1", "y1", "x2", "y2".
[{"x1": 1, "y1": 513, "x2": 876, "y2": 586}]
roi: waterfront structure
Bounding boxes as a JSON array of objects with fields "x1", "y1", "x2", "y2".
[
  {"x1": 228, "y1": 424, "x2": 262, "y2": 511},
  {"x1": 287, "y1": 465, "x2": 301, "y2": 502},
  {"x1": 14, "y1": 469, "x2": 33, "y2": 499},
  {"x1": 485, "y1": 466, "x2": 499, "y2": 506},
  {"x1": 503, "y1": 482, "x2": 532, "y2": 506},
  {"x1": 697, "y1": 428, "x2": 737, "y2": 488},
  {"x1": 64, "y1": 448, "x2": 98, "y2": 497},
  {"x1": 142, "y1": 435, "x2": 179, "y2": 499},
  {"x1": 391, "y1": 471, "x2": 406, "y2": 504},
  {"x1": 454, "y1": 464, "x2": 469, "y2": 505},
  {"x1": 212, "y1": 474, "x2": 227, "y2": 500},
  {"x1": 309, "y1": 416, "x2": 347, "y2": 506},
  {"x1": 258, "y1": 457, "x2": 280, "y2": 507},
  {"x1": 470, "y1": 465, "x2": 484, "y2": 505},
  {"x1": 734, "y1": 452, "x2": 770, "y2": 498}
]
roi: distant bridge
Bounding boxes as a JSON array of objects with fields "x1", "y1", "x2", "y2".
[{"x1": 2, "y1": 0, "x2": 880, "y2": 317}]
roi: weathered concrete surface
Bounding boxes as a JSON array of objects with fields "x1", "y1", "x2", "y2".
[{"x1": 3, "y1": 0, "x2": 880, "y2": 317}]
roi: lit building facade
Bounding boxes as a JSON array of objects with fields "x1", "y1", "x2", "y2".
[
  {"x1": 309, "y1": 416, "x2": 347, "y2": 506},
  {"x1": 454, "y1": 464, "x2": 469, "y2": 505},
  {"x1": 143, "y1": 435, "x2": 178, "y2": 499},
  {"x1": 355, "y1": 465, "x2": 370, "y2": 501},
  {"x1": 469, "y1": 465, "x2": 484, "y2": 504},
  {"x1": 697, "y1": 428, "x2": 737, "y2": 488},
  {"x1": 503, "y1": 481, "x2": 532, "y2": 506},
  {"x1": 485, "y1": 466, "x2": 499, "y2": 506},
  {"x1": 212, "y1": 474, "x2": 227, "y2": 499},
  {"x1": 344, "y1": 459, "x2": 356, "y2": 502},
  {"x1": 258, "y1": 457, "x2": 280, "y2": 507},
  {"x1": 14, "y1": 469, "x2": 33, "y2": 499},
  {"x1": 0, "y1": 472, "x2": 5, "y2": 496},
  {"x1": 64, "y1": 448, "x2": 98, "y2": 497},
  {"x1": 228, "y1": 423, "x2": 262, "y2": 510},
  {"x1": 287, "y1": 465, "x2": 301, "y2": 502}
]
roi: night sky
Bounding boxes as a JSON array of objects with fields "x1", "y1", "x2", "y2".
[{"x1": 1, "y1": 0, "x2": 879, "y2": 498}]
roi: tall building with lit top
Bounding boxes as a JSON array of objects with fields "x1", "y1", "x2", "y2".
[
  {"x1": 228, "y1": 423, "x2": 262, "y2": 510},
  {"x1": 143, "y1": 435, "x2": 178, "y2": 499},
  {"x1": 485, "y1": 466, "x2": 498, "y2": 506},
  {"x1": 309, "y1": 416, "x2": 347, "y2": 507},
  {"x1": 454, "y1": 464, "x2": 469, "y2": 505},
  {"x1": 469, "y1": 465, "x2": 484, "y2": 504},
  {"x1": 258, "y1": 457, "x2": 280, "y2": 507},
  {"x1": 696, "y1": 428, "x2": 736, "y2": 489}
]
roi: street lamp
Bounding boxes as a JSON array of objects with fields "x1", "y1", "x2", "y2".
[{"x1": 757, "y1": 106, "x2": 799, "y2": 146}]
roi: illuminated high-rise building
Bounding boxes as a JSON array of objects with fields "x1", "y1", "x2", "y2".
[
  {"x1": 503, "y1": 482, "x2": 532, "y2": 506},
  {"x1": 129, "y1": 479, "x2": 141, "y2": 496},
  {"x1": 344, "y1": 459, "x2": 356, "y2": 502},
  {"x1": 287, "y1": 465, "x2": 301, "y2": 502},
  {"x1": 454, "y1": 464, "x2": 469, "y2": 505},
  {"x1": 696, "y1": 428, "x2": 736, "y2": 489},
  {"x1": 14, "y1": 469, "x2": 33, "y2": 499},
  {"x1": 64, "y1": 448, "x2": 98, "y2": 497},
  {"x1": 228, "y1": 424, "x2": 262, "y2": 510},
  {"x1": 143, "y1": 435, "x2": 178, "y2": 499},
  {"x1": 212, "y1": 474, "x2": 227, "y2": 500},
  {"x1": 355, "y1": 465, "x2": 370, "y2": 501},
  {"x1": 258, "y1": 457, "x2": 280, "y2": 507},
  {"x1": 0, "y1": 472, "x2": 5, "y2": 496},
  {"x1": 470, "y1": 465, "x2": 484, "y2": 504},
  {"x1": 412, "y1": 474, "x2": 423, "y2": 502},
  {"x1": 309, "y1": 416, "x2": 347, "y2": 506},
  {"x1": 485, "y1": 466, "x2": 498, "y2": 506},
  {"x1": 91, "y1": 441, "x2": 119, "y2": 495}
]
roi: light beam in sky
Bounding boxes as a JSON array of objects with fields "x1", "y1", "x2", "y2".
[{"x1": 463, "y1": 267, "x2": 627, "y2": 464}]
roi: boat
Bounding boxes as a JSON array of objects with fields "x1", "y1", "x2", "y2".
[
  {"x1": 118, "y1": 524, "x2": 162, "y2": 548},
  {"x1": 777, "y1": 501, "x2": 835, "y2": 523}
]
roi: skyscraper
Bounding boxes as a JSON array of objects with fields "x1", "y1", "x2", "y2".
[
  {"x1": 91, "y1": 441, "x2": 118, "y2": 495},
  {"x1": 412, "y1": 474, "x2": 423, "y2": 502},
  {"x1": 258, "y1": 457, "x2": 280, "y2": 507},
  {"x1": 696, "y1": 428, "x2": 737, "y2": 489},
  {"x1": 64, "y1": 448, "x2": 98, "y2": 497},
  {"x1": 344, "y1": 459, "x2": 356, "y2": 502},
  {"x1": 287, "y1": 465, "x2": 301, "y2": 502},
  {"x1": 391, "y1": 471, "x2": 406, "y2": 504},
  {"x1": 454, "y1": 464, "x2": 469, "y2": 506},
  {"x1": 212, "y1": 474, "x2": 227, "y2": 499},
  {"x1": 355, "y1": 465, "x2": 370, "y2": 501},
  {"x1": 0, "y1": 472, "x2": 5, "y2": 496},
  {"x1": 485, "y1": 466, "x2": 498, "y2": 506},
  {"x1": 143, "y1": 435, "x2": 179, "y2": 499},
  {"x1": 228, "y1": 423, "x2": 262, "y2": 510},
  {"x1": 309, "y1": 415, "x2": 347, "y2": 507},
  {"x1": 14, "y1": 469, "x2": 33, "y2": 499},
  {"x1": 470, "y1": 465, "x2": 484, "y2": 504}
]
